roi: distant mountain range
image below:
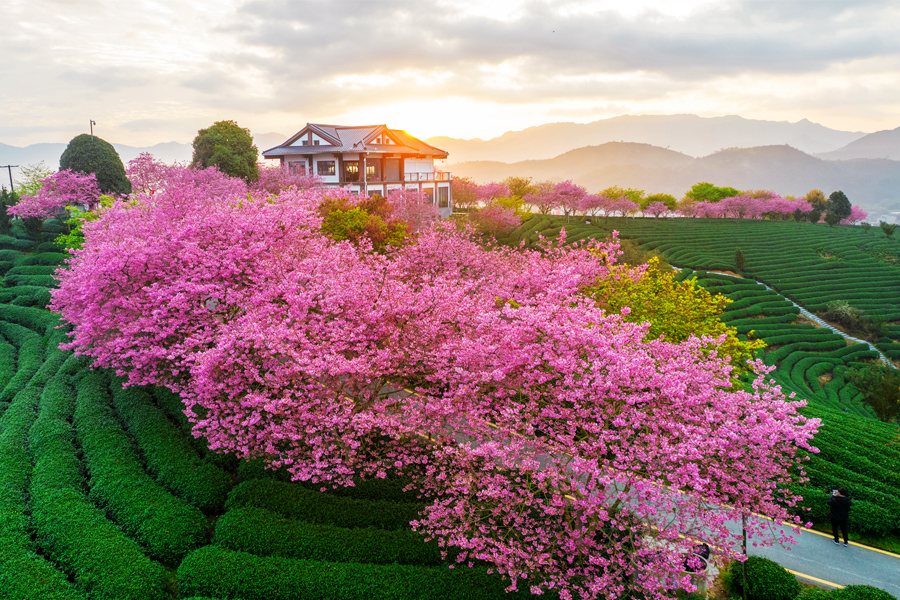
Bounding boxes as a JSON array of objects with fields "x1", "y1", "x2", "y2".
[
  {"x1": 816, "y1": 126, "x2": 900, "y2": 160},
  {"x1": 2, "y1": 117, "x2": 898, "y2": 221},
  {"x1": 428, "y1": 114, "x2": 872, "y2": 163},
  {"x1": 450, "y1": 143, "x2": 900, "y2": 223}
]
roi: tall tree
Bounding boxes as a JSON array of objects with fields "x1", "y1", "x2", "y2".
[
  {"x1": 0, "y1": 187, "x2": 17, "y2": 235},
  {"x1": 191, "y1": 120, "x2": 259, "y2": 181},
  {"x1": 51, "y1": 174, "x2": 818, "y2": 600},
  {"x1": 683, "y1": 182, "x2": 740, "y2": 203},
  {"x1": 826, "y1": 190, "x2": 851, "y2": 221},
  {"x1": 60, "y1": 134, "x2": 131, "y2": 195},
  {"x1": 803, "y1": 189, "x2": 827, "y2": 211},
  {"x1": 501, "y1": 175, "x2": 535, "y2": 200}
]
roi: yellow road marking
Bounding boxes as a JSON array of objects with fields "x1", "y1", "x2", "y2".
[{"x1": 786, "y1": 569, "x2": 844, "y2": 589}]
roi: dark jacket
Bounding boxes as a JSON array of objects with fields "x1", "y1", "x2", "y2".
[{"x1": 827, "y1": 495, "x2": 852, "y2": 520}]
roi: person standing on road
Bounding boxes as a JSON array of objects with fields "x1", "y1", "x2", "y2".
[{"x1": 827, "y1": 487, "x2": 852, "y2": 547}]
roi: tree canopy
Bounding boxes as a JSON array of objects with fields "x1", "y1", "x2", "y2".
[
  {"x1": 59, "y1": 134, "x2": 131, "y2": 195},
  {"x1": 826, "y1": 190, "x2": 852, "y2": 221},
  {"x1": 50, "y1": 167, "x2": 818, "y2": 600},
  {"x1": 191, "y1": 120, "x2": 259, "y2": 181},
  {"x1": 683, "y1": 182, "x2": 740, "y2": 203}
]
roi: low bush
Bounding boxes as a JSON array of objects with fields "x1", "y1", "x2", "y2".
[
  {"x1": 29, "y1": 374, "x2": 169, "y2": 600},
  {"x1": 0, "y1": 323, "x2": 45, "y2": 403},
  {"x1": 723, "y1": 556, "x2": 800, "y2": 600},
  {"x1": 226, "y1": 479, "x2": 424, "y2": 530},
  {"x1": 35, "y1": 241, "x2": 63, "y2": 253},
  {"x1": 832, "y1": 585, "x2": 898, "y2": 600},
  {"x1": 0, "y1": 235, "x2": 34, "y2": 251},
  {"x1": 0, "y1": 303, "x2": 60, "y2": 336},
  {"x1": 74, "y1": 372, "x2": 207, "y2": 563},
  {"x1": 178, "y1": 545, "x2": 538, "y2": 600},
  {"x1": 215, "y1": 506, "x2": 443, "y2": 565},
  {"x1": 111, "y1": 383, "x2": 229, "y2": 511},
  {"x1": 1, "y1": 273, "x2": 57, "y2": 288},
  {"x1": 21, "y1": 252, "x2": 68, "y2": 266}
]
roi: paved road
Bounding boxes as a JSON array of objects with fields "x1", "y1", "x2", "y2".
[{"x1": 742, "y1": 519, "x2": 900, "y2": 594}]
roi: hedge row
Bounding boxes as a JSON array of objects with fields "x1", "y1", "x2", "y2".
[
  {"x1": 5, "y1": 264, "x2": 59, "y2": 277},
  {"x1": 0, "y1": 336, "x2": 14, "y2": 396},
  {"x1": 28, "y1": 374, "x2": 169, "y2": 600},
  {"x1": 0, "y1": 322, "x2": 44, "y2": 403},
  {"x1": 0, "y1": 376, "x2": 85, "y2": 600},
  {"x1": 21, "y1": 251, "x2": 68, "y2": 266},
  {"x1": 237, "y1": 457, "x2": 425, "y2": 503},
  {"x1": 0, "y1": 235, "x2": 34, "y2": 251},
  {"x1": 0, "y1": 285, "x2": 53, "y2": 307},
  {"x1": 2, "y1": 273, "x2": 58, "y2": 288},
  {"x1": 178, "y1": 545, "x2": 540, "y2": 600},
  {"x1": 0, "y1": 249, "x2": 24, "y2": 264},
  {"x1": 215, "y1": 506, "x2": 443, "y2": 566},
  {"x1": 111, "y1": 382, "x2": 229, "y2": 511},
  {"x1": 0, "y1": 303, "x2": 60, "y2": 337},
  {"x1": 73, "y1": 372, "x2": 207, "y2": 563},
  {"x1": 226, "y1": 479, "x2": 424, "y2": 531}
]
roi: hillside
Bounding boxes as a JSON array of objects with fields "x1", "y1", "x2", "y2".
[
  {"x1": 818, "y1": 126, "x2": 900, "y2": 160},
  {"x1": 429, "y1": 114, "x2": 866, "y2": 163},
  {"x1": 451, "y1": 143, "x2": 900, "y2": 221}
]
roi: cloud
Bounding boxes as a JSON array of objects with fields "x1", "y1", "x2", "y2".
[{"x1": 2, "y1": 0, "x2": 900, "y2": 145}]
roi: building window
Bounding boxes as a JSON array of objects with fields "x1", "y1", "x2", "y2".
[
  {"x1": 288, "y1": 161, "x2": 306, "y2": 175},
  {"x1": 438, "y1": 186, "x2": 449, "y2": 208},
  {"x1": 301, "y1": 140, "x2": 308, "y2": 146},
  {"x1": 317, "y1": 160, "x2": 335, "y2": 176},
  {"x1": 424, "y1": 187, "x2": 434, "y2": 203},
  {"x1": 313, "y1": 140, "x2": 320, "y2": 146},
  {"x1": 344, "y1": 161, "x2": 359, "y2": 182}
]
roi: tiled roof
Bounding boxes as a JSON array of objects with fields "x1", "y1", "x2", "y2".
[{"x1": 262, "y1": 124, "x2": 448, "y2": 158}]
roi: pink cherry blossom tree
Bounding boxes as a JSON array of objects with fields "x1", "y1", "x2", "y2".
[
  {"x1": 51, "y1": 173, "x2": 819, "y2": 600},
  {"x1": 8, "y1": 169, "x2": 102, "y2": 219},
  {"x1": 643, "y1": 201, "x2": 669, "y2": 219},
  {"x1": 841, "y1": 205, "x2": 868, "y2": 225},
  {"x1": 552, "y1": 180, "x2": 589, "y2": 222}
]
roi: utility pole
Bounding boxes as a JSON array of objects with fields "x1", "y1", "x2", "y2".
[
  {"x1": 90, "y1": 119, "x2": 96, "y2": 142},
  {"x1": 742, "y1": 514, "x2": 748, "y2": 600},
  {"x1": 1, "y1": 165, "x2": 18, "y2": 193}
]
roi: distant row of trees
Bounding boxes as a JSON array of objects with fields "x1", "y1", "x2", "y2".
[{"x1": 451, "y1": 176, "x2": 869, "y2": 226}]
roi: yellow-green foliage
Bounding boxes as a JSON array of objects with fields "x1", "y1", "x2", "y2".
[{"x1": 584, "y1": 257, "x2": 765, "y2": 377}]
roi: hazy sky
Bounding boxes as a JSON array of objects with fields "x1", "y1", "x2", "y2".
[{"x1": 3, "y1": 0, "x2": 900, "y2": 147}]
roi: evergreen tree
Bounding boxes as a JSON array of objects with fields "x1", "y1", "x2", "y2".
[
  {"x1": 826, "y1": 190, "x2": 851, "y2": 221},
  {"x1": 191, "y1": 120, "x2": 259, "y2": 181},
  {"x1": 0, "y1": 187, "x2": 17, "y2": 235},
  {"x1": 59, "y1": 134, "x2": 132, "y2": 195}
]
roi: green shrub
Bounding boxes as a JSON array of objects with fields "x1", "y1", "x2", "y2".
[
  {"x1": 28, "y1": 375, "x2": 169, "y2": 600},
  {"x1": 59, "y1": 134, "x2": 131, "y2": 195},
  {"x1": 111, "y1": 382, "x2": 229, "y2": 511},
  {"x1": 215, "y1": 506, "x2": 443, "y2": 566},
  {"x1": 0, "y1": 323, "x2": 45, "y2": 403},
  {"x1": 73, "y1": 372, "x2": 207, "y2": 563},
  {"x1": 723, "y1": 556, "x2": 800, "y2": 600},
  {"x1": 21, "y1": 252, "x2": 68, "y2": 266},
  {"x1": 2, "y1": 273, "x2": 57, "y2": 288},
  {"x1": 797, "y1": 589, "x2": 831, "y2": 600},
  {"x1": 0, "y1": 303, "x2": 60, "y2": 336},
  {"x1": 0, "y1": 235, "x2": 33, "y2": 251},
  {"x1": 35, "y1": 241, "x2": 63, "y2": 253},
  {"x1": 832, "y1": 585, "x2": 898, "y2": 600},
  {"x1": 226, "y1": 479, "x2": 424, "y2": 530},
  {"x1": 178, "y1": 545, "x2": 537, "y2": 600}
]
